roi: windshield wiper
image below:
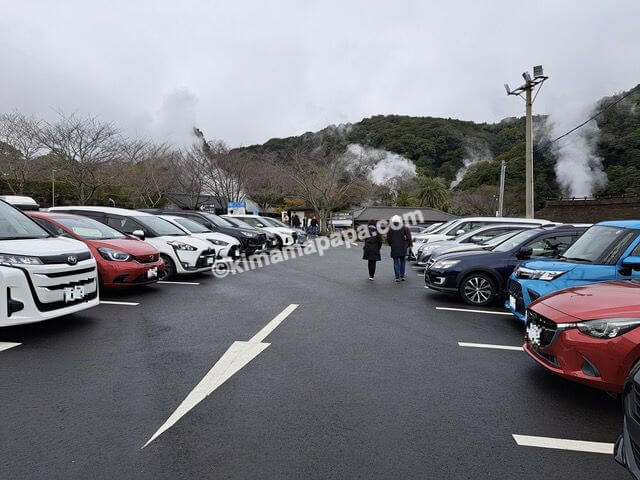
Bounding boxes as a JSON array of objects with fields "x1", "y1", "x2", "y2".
[
  {"x1": 0, "y1": 235, "x2": 48, "y2": 240},
  {"x1": 560, "y1": 255, "x2": 592, "y2": 263}
]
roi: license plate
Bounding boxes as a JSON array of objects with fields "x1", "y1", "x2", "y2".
[
  {"x1": 509, "y1": 295, "x2": 516, "y2": 310},
  {"x1": 64, "y1": 285, "x2": 85, "y2": 302},
  {"x1": 526, "y1": 322, "x2": 543, "y2": 347},
  {"x1": 147, "y1": 267, "x2": 158, "y2": 279},
  {"x1": 207, "y1": 257, "x2": 214, "y2": 265}
]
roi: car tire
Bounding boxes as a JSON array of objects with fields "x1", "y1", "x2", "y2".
[
  {"x1": 160, "y1": 254, "x2": 176, "y2": 280},
  {"x1": 459, "y1": 272, "x2": 497, "y2": 306}
]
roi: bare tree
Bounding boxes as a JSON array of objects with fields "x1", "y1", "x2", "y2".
[
  {"x1": 122, "y1": 143, "x2": 175, "y2": 207},
  {"x1": 0, "y1": 112, "x2": 44, "y2": 194},
  {"x1": 166, "y1": 147, "x2": 208, "y2": 209},
  {"x1": 38, "y1": 112, "x2": 123, "y2": 203}
]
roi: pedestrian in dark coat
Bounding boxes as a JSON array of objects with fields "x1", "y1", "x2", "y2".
[
  {"x1": 362, "y1": 220, "x2": 382, "y2": 280},
  {"x1": 291, "y1": 214, "x2": 301, "y2": 228},
  {"x1": 386, "y1": 215, "x2": 412, "y2": 282}
]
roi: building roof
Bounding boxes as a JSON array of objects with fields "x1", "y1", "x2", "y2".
[
  {"x1": 536, "y1": 197, "x2": 640, "y2": 224},
  {"x1": 351, "y1": 206, "x2": 457, "y2": 223}
]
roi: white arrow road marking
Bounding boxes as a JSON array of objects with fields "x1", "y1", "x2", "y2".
[
  {"x1": 512, "y1": 434, "x2": 614, "y2": 454},
  {"x1": 0, "y1": 342, "x2": 21, "y2": 352},
  {"x1": 157, "y1": 281, "x2": 200, "y2": 285},
  {"x1": 458, "y1": 342, "x2": 523, "y2": 351},
  {"x1": 436, "y1": 306, "x2": 513, "y2": 316},
  {"x1": 100, "y1": 300, "x2": 140, "y2": 306},
  {"x1": 143, "y1": 303, "x2": 299, "y2": 448}
]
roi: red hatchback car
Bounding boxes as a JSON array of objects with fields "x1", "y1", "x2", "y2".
[
  {"x1": 524, "y1": 280, "x2": 640, "y2": 393},
  {"x1": 28, "y1": 211, "x2": 164, "y2": 288}
]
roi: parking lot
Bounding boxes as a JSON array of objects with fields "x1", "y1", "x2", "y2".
[{"x1": 0, "y1": 242, "x2": 626, "y2": 479}]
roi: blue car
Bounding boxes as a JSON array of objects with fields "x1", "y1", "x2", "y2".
[{"x1": 506, "y1": 220, "x2": 640, "y2": 322}]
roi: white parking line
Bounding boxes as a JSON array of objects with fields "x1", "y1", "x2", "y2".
[
  {"x1": 512, "y1": 434, "x2": 614, "y2": 454},
  {"x1": 157, "y1": 281, "x2": 200, "y2": 285},
  {"x1": 458, "y1": 342, "x2": 523, "y2": 351},
  {"x1": 0, "y1": 342, "x2": 21, "y2": 352},
  {"x1": 100, "y1": 300, "x2": 140, "y2": 306},
  {"x1": 436, "y1": 307, "x2": 512, "y2": 316},
  {"x1": 143, "y1": 303, "x2": 300, "y2": 448}
]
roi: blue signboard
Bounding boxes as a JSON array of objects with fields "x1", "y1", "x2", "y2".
[{"x1": 227, "y1": 201, "x2": 246, "y2": 209}]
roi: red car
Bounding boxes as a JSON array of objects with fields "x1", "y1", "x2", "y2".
[
  {"x1": 28, "y1": 211, "x2": 164, "y2": 288},
  {"x1": 524, "y1": 280, "x2": 640, "y2": 393}
]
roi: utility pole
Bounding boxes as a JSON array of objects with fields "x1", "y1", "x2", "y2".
[
  {"x1": 51, "y1": 169, "x2": 56, "y2": 207},
  {"x1": 505, "y1": 65, "x2": 548, "y2": 218},
  {"x1": 498, "y1": 160, "x2": 506, "y2": 216}
]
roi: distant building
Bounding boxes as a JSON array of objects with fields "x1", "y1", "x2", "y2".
[
  {"x1": 351, "y1": 206, "x2": 457, "y2": 225},
  {"x1": 536, "y1": 197, "x2": 640, "y2": 223}
]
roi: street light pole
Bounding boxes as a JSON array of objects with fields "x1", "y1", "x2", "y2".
[
  {"x1": 498, "y1": 160, "x2": 506, "y2": 216},
  {"x1": 51, "y1": 169, "x2": 56, "y2": 207},
  {"x1": 504, "y1": 65, "x2": 548, "y2": 218}
]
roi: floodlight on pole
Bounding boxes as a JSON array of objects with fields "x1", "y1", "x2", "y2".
[{"x1": 504, "y1": 65, "x2": 549, "y2": 218}]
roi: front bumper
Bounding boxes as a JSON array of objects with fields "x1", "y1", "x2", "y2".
[
  {"x1": 0, "y1": 263, "x2": 99, "y2": 327},
  {"x1": 505, "y1": 279, "x2": 544, "y2": 322},
  {"x1": 424, "y1": 268, "x2": 458, "y2": 293},
  {"x1": 174, "y1": 248, "x2": 216, "y2": 273},
  {"x1": 100, "y1": 259, "x2": 164, "y2": 287}
]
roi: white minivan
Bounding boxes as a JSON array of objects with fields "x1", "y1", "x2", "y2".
[
  {"x1": 158, "y1": 214, "x2": 241, "y2": 263},
  {"x1": 0, "y1": 199, "x2": 99, "y2": 327},
  {"x1": 50, "y1": 207, "x2": 216, "y2": 279}
]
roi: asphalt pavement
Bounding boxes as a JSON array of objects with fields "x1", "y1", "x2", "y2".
[{"x1": 0, "y1": 242, "x2": 627, "y2": 479}]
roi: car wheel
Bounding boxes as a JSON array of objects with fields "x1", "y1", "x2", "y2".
[
  {"x1": 160, "y1": 254, "x2": 176, "y2": 280},
  {"x1": 459, "y1": 273, "x2": 496, "y2": 306}
]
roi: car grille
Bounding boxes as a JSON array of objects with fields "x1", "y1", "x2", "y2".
[
  {"x1": 195, "y1": 249, "x2": 216, "y2": 268},
  {"x1": 39, "y1": 251, "x2": 92, "y2": 264},
  {"x1": 135, "y1": 253, "x2": 159, "y2": 264},
  {"x1": 526, "y1": 308, "x2": 558, "y2": 347},
  {"x1": 508, "y1": 280, "x2": 526, "y2": 314},
  {"x1": 26, "y1": 262, "x2": 98, "y2": 311}
]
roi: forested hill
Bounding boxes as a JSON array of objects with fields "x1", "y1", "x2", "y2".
[{"x1": 246, "y1": 83, "x2": 640, "y2": 209}]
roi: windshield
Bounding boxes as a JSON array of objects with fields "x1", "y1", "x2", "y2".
[
  {"x1": 261, "y1": 217, "x2": 287, "y2": 228},
  {"x1": 0, "y1": 202, "x2": 50, "y2": 239},
  {"x1": 236, "y1": 217, "x2": 267, "y2": 228},
  {"x1": 56, "y1": 216, "x2": 126, "y2": 240},
  {"x1": 174, "y1": 217, "x2": 211, "y2": 233},
  {"x1": 202, "y1": 213, "x2": 235, "y2": 228},
  {"x1": 134, "y1": 216, "x2": 186, "y2": 236},
  {"x1": 225, "y1": 217, "x2": 256, "y2": 229},
  {"x1": 429, "y1": 220, "x2": 455, "y2": 234},
  {"x1": 483, "y1": 230, "x2": 522, "y2": 247},
  {"x1": 561, "y1": 225, "x2": 634, "y2": 263},
  {"x1": 492, "y1": 229, "x2": 539, "y2": 252}
]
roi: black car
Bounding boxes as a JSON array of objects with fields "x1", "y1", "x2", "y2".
[
  {"x1": 139, "y1": 209, "x2": 267, "y2": 256},
  {"x1": 222, "y1": 216, "x2": 279, "y2": 250},
  {"x1": 424, "y1": 225, "x2": 586, "y2": 306},
  {"x1": 616, "y1": 365, "x2": 640, "y2": 479}
]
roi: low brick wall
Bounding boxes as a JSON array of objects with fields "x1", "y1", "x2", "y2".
[{"x1": 536, "y1": 198, "x2": 640, "y2": 223}]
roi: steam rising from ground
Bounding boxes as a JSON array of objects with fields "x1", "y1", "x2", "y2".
[
  {"x1": 547, "y1": 107, "x2": 607, "y2": 197},
  {"x1": 450, "y1": 145, "x2": 493, "y2": 188},
  {"x1": 346, "y1": 144, "x2": 416, "y2": 185}
]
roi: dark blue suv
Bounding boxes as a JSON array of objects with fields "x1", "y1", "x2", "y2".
[{"x1": 424, "y1": 225, "x2": 586, "y2": 306}]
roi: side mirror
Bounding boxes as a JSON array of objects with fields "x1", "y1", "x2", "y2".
[
  {"x1": 621, "y1": 256, "x2": 640, "y2": 271},
  {"x1": 456, "y1": 229, "x2": 465, "y2": 236},
  {"x1": 132, "y1": 229, "x2": 145, "y2": 240},
  {"x1": 470, "y1": 236, "x2": 483, "y2": 243},
  {"x1": 517, "y1": 246, "x2": 533, "y2": 259}
]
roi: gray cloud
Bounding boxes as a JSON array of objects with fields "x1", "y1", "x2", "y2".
[{"x1": 1, "y1": 0, "x2": 638, "y2": 147}]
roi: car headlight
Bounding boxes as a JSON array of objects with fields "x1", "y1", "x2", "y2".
[
  {"x1": 98, "y1": 248, "x2": 132, "y2": 262},
  {"x1": 208, "y1": 239, "x2": 229, "y2": 246},
  {"x1": 167, "y1": 240, "x2": 198, "y2": 251},
  {"x1": 241, "y1": 231, "x2": 257, "y2": 238},
  {"x1": 516, "y1": 266, "x2": 566, "y2": 281},
  {"x1": 431, "y1": 259, "x2": 460, "y2": 270},
  {"x1": 0, "y1": 253, "x2": 43, "y2": 265},
  {"x1": 577, "y1": 318, "x2": 640, "y2": 339}
]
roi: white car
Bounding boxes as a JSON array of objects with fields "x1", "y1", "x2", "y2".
[
  {"x1": 49, "y1": 206, "x2": 216, "y2": 279},
  {"x1": 409, "y1": 216, "x2": 553, "y2": 259},
  {"x1": 0, "y1": 199, "x2": 99, "y2": 327},
  {"x1": 225, "y1": 214, "x2": 296, "y2": 248},
  {"x1": 259, "y1": 216, "x2": 308, "y2": 244},
  {"x1": 158, "y1": 214, "x2": 241, "y2": 263}
]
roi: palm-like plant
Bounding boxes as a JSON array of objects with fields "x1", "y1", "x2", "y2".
[{"x1": 418, "y1": 177, "x2": 449, "y2": 209}]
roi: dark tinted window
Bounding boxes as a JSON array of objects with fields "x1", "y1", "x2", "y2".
[
  {"x1": 107, "y1": 216, "x2": 142, "y2": 234},
  {"x1": 526, "y1": 234, "x2": 576, "y2": 258}
]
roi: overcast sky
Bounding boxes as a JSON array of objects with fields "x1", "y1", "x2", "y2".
[{"x1": 1, "y1": 0, "x2": 638, "y2": 147}]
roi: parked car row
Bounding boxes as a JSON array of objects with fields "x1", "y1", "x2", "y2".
[
  {"x1": 0, "y1": 198, "x2": 305, "y2": 328},
  {"x1": 416, "y1": 217, "x2": 640, "y2": 478}
]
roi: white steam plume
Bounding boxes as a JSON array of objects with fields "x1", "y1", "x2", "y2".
[
  {"x1": 549, "y1": 106, "x2": 607, "y2": 198},
  {"x1": 346, "y1": 143, "x2": 416, "y2": 185},
  {"x1": 450, "y1": 145, "x2": 493, "y2": 188}
]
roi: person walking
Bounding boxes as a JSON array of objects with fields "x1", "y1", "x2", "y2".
[
  {"x1": 291, "y1": 214, "x2": 301, "y2": 229},
  {"x1": 386, "y1": 215, "x2": 412, "y2": 282},
  {"x1": 310, "y1": 217, "x2": 319, "y2": 235},
  {"x1": 362, "y1": 220, "x2": 382, "y2": 281}
]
